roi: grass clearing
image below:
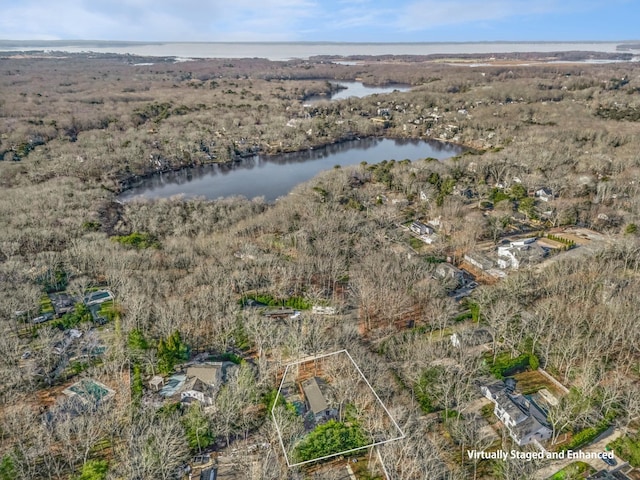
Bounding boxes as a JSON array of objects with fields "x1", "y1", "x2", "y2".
[
  {"x1": 547, "y1": 461, "x2": 594, "y2": 480},
  {"x1": 609, "y1": 432, "x2": 640, "y2": 467}
]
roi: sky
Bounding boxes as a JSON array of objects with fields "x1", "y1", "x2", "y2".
[{"x1": 0, "y1": 0, "x2": 638, "y2": 43}]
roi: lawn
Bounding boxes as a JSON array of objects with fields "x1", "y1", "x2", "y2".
[
  {"x1": 513, "y1": 370, "x2": 564, "y2": 397},
  {"x1": 547, "y1": 461, "x2": 594, "y2": 480},
  {"x1": 39, "y1": 294, "x2": 55, "y2": 315},
  {"x1": 408, "y1": 235, "x2": 424, "y2": 250},
  {"x1": 609, "y1": 432, "x2": 640, "y2": 468}
]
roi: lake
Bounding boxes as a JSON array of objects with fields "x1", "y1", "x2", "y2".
[
  {"x1": 118, "y1": 137, "x2": 463, "y2": 203},
  {"x1": 306, "y1": 81, "x2": 411, "y2": 102}
]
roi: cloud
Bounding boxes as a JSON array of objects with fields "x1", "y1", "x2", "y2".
[
  {"x1": 0, "y1": 0, "x2": 319, "y2": 41},
  {"x1": 0, "y1": 0, "x2": 634, "y2": 41},
  {"x1": 394, "y1": 0, "x2": 601, "y2": 31}
]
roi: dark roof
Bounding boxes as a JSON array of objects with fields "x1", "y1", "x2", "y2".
[
  {"x1": 484, "y1": 381, "x2": 506, "y2": 396},
  {"x1": 263, "y1": 308, "x2": 295, "y2": 317},
  {"x1": 588, "y1": 471, "x2": 631, "y2": 480},
  {"x1": 200, "y1": 467, "x2": 217, "y2": 480},
  {"x1": 510, "y1": 414, "x2": 549, "y2": 439},
  {"x1": 49, "y1": 293, "x2": 76, "y2": 315},
  {"x1": 457, "y1": 329, "x2": 493, "y2": 347},
  {"x1": 301, "y1": 377, "x2": 329, "y2": 415}
]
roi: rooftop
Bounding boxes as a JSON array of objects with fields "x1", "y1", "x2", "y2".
[
  {"x1": 159, "y1": 373, "x2": 186, "y2": 397},
  {"x1": 186, "y1": 363, "x2": 223, "y2": 386},
  {"x1": 301, "y1": 377, "x2": 329, "y2": 415}
]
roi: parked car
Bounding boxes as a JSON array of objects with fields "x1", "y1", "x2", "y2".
[{"x1": 601, "y1": 453, "x2": 617, "y2": 466}]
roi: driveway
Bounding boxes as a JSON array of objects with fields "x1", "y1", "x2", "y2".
[{"x1": 533, "y1": 428, "x2": 624, "y2": 479}]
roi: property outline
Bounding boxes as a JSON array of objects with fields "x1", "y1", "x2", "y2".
[{"x1": 271, "y1": 349, "x2": 406, "y2": 467}]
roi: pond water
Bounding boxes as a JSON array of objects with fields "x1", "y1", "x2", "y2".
[
  {"x1": 118, "y1": 137, "x2": 463, "y2": 203},
  {"x1": 306, "y1": 81, "x2": 411, "y2": 102}
]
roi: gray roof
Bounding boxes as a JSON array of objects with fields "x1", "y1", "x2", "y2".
[
  {"x1": 181, "y1": 377, "x2": 210, "y2": 395},
  {"x1": 510, "y1": 414, "x2": 549, "y2": 440},
  {"x1": 495, "y1": 391, "x2": 527, "y2": 424},
  {"x1": 301, "y1": 377, "x2": 328, "y2": 415},
  {"x1": 457, "y1": 329, "x2": 493, "y2": 347},
  {"x1": 464, "y1": 252, "x2": 494, "y2": 269},
  {"x1": 200, "y1": 467, "x2": 217, "y2": 480},
  {"x1": 484, "y1": 381, "x2": 506, "y2": 397},
  {"x1": 186, "y1": 363, "x2": 223, "y2": 386}
]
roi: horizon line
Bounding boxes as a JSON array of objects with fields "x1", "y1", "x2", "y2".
[{"x1": 1, "y1": 39, "x2": 639, "y2": 45}]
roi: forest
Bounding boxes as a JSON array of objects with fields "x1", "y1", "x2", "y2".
[{"x1": 0, "y1": 50, "x2": 640, "y2": 479}]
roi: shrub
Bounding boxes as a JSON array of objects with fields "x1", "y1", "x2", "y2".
[
  {"x1": 37, "y1": 268, "x2": 69, "y2": 293},
  {"x1": 81, "y1": 221, "x2": 101, "y2": 232},
  {"x1": 485, "y1": 352, "x2": 532, "y2": 379},
  {"x1": 415, "y1": 367, "x2": 444, "y2": 413},
  {"x1": 52, "y1": 303, "x2": 93, "y2": 330},
  {"x1": 128, "y1": 329, "x2": 148, "y2": 351},
  {"x1": 157, "y1": 331, "x2": 190, "y2": 374},
  {"x1": 111, "y1": 232, "x2": 160, "y2": 249},
  {"x1": 609, "y1": 433, "x2": 640, "y2": 467},
  {"x1": 73, "y1": 460, "x2": 108, "y2": 480},
  {"x1": 529, "y1": 354, "x2": 540, "y2": 370},
  {"x1": 294, "y1": 420, "x2": 370, "y2": 462},
  {"x1": 489, "y1": 188, "x2": 510, "y2": 204}
]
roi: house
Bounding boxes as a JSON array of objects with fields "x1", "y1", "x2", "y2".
[
  {"x1": 410, "y1": 221, "x2": 434, "y2": 236},
  {"x1": 450, "y1": 329, "x2": 492, "y2": 349},
  {"x1": 312, "y1": 306, "x2": 338, "y2": 315},
  {"x1": 535, "y1": 187, "x2": 554, "y2": 202},
  {"x1": 419, "y1": 234, "x2": 437, "y2": 245},
  {"x1": 181, "y1": 377, "x2": 215, "y2": 406},
  {"x1": 200, "y1": 467, "x2": 217, "y2": 480},
  {"x1": 497, "y1": 240, "x2": 547, "y2": 270},
  {"x1": 49, "y1": 293, "x2": 76, "y2": 316},
  {"x1": 263, "y1": 308, "x2": 295, "y2": 318},
  {"x1": 301, "y1": 377, "x2": 335, "y2": 423},
  {"x1": 435, "y1": 263, "x2": 465, "y2": 288},
  {"x1": 186, "y1": 363, "x2": 223, "y2": 387},
  {"x1": 464, "y1": 252, "x2": 494, "y2": 271},
  {"x1": 180, "y1": 363, "x2": 224, "y2": 406},
  {"x1": 427, "y1": 216, "x2": 442, "y2": 228},
  {"x1": 481, "y1": 380, "x2": 552, "y2": 446}
]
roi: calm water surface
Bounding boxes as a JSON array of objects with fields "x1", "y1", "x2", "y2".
[
  {"x1": 118, "y1": 138, "x2": 462, "y2": 203},
  {"x1": 1, "y1": 41, "x2": 632, "y2": 61},
  {"x1": 306, "y1": 81, "x2": 411, "y2": 102}
]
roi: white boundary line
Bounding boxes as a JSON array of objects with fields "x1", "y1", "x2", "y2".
[
  {"x1": 271, "y1": 349, "x2": 406, "y2": 468},
  {"x1": 344, "y1": 350, "x2": 405, "y2": 438}
]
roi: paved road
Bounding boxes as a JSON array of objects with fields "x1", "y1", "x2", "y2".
[{"x1": 533, "y1": 428, "x2": 623, "y2": 480}]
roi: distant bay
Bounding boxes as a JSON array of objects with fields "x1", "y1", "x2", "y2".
[{"x1": 1, "y1": 41, "x2": 637, "y2": 61}]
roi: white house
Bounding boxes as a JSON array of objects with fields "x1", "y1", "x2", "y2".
[
  {"x1": 497, "y1": 239, "x2": 547, "y2": 270},
  {"x1": 464, "y1": 252, "x2": 494, "y2": 271},
  {"x1": 535, "y1": 187, "x2": 554, "y2": 202},
  {"x1": 481, "y1": 381, "x2": 552, "y2": 446},
  {"x1": 410, "y1": 221, "x2": 434, "y2": 236},
  {"x1": 450, "y1": 329, "x2": 492, "y2": 349}
]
